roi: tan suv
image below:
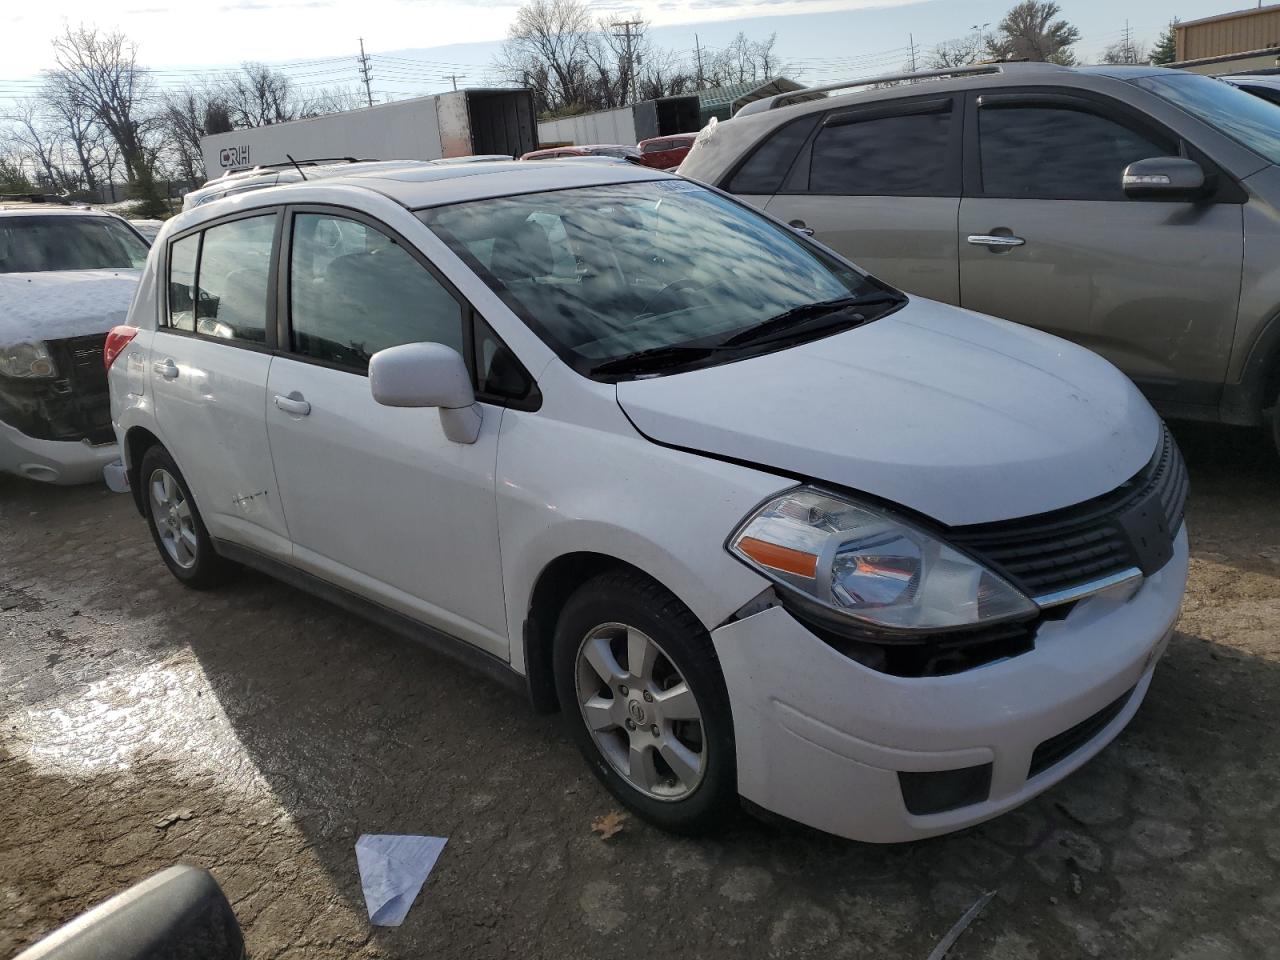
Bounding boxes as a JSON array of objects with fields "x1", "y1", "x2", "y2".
[{"x1": 681, "y1": 63, "x2": 1280, "y2": 451}]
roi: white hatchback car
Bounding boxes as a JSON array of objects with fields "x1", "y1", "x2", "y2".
[{"x1": 107, "y1": 160, "x2": 1188, "y2": 842}]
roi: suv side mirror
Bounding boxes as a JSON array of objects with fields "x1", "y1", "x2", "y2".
[
  {"x1": 369, "y1": 342, "x2": 482, "y2": 444},
  {"x1": 1122, "y1": 157, "x2": 1207, "y2": 200}
]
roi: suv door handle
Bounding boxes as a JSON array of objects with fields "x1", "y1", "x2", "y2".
[
  {"x1": 273, "y1": 392, "x2": 311, "y2": 417},
  {"x1": 789, "y1": 219, "x2": 816, "y2": 237},
  {"x1": 152, "y1": 359, "x2": 179, "y2": 380},
  {"x1": 968, "y1": 234, "x2": 1026, "y2": 249}
]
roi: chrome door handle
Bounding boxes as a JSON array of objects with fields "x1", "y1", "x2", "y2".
[
  {"x1": 789, "y1": 219, "x2": 816, "y2": 237},
  {"x1": 968, "y1": 234, "x2": 1025, "y2": 248},
  {"x1": 273, "y1": 392, "x2": 311, "y2": 416},
  {"x1": 152, "y1": 359, "x2": 179, "y2": 380}
]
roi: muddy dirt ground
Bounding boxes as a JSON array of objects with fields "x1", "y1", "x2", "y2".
[{"x1": 2, "y1": 422, "x2": 1278, "y2": 960}]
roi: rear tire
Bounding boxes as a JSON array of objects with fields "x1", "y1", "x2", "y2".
[
  {"x1": 552, "y1": 569, "x2": 737, "y2": 834},
  {"x1": 139, "y1": 445, "x2": 232, "y2": 589}
]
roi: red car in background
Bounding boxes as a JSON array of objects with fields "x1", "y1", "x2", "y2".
[
  {"x1": 520, "y1": 145, "x2": 641, "y2": 161},
  {"x1": 637, "y1": 133, "x2": 699, "y2": 170}
]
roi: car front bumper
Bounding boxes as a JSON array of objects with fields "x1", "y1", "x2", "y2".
[
  {"x1": 0, "y1": 416, "x2": 120, "y2": 485},
  {"x1": 710, "y1": 525, "x2": 1189, "y2": 843}
]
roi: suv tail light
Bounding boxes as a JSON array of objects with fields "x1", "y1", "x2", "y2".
[{"x1": 104, "y1": 326, "x2": 138, "y2": 370}]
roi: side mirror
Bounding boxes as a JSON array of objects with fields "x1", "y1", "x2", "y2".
[
  {"x1": 1122, "y1": 157, "x2": 1207, "y2": 200},
  {"x1": 14, "y1": 865, "x2": 242, "y2": 960},
  {"x1": 369, "y1": 342, "x2": 482, "y2": 444}
]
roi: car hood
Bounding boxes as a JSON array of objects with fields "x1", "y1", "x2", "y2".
[
  {"x1": 0, "y1": 268, "x2": 143, "y2": 348},
  {"x1": 615, "y1": 299, "x2": 1161, "y2": 527}
]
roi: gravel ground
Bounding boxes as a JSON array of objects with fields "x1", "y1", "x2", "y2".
[{"x1": 2, "y1": 422, "x2": 1278, "y2": 960}]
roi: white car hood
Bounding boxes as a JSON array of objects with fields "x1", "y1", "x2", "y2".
[
  {"x1": 0, "y1": 269, "x2": 142, "y2": 348},
  {"x1": 615, "y1": 299, "x2": 1161, "y2": 527}
]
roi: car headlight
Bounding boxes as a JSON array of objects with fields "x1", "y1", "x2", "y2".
[
  {"x1": 0, "y1": 342, "x2": 57, "y2": 379},
  {"x1": 729, "y1": 487, "x2": 1037, "y2": 635}
]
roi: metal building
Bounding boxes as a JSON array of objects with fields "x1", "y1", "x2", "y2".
[{"x1": 1173, "y1": 4, "x2": 1280, "y2": 74}]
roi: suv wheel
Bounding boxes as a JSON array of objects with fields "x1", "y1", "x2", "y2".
[
  {"x1": 139, "y1": 445, "x2": 231, "y2": 589},
  {"x1": 553, "y1": 569, "x2": 737, "y2": 833}
]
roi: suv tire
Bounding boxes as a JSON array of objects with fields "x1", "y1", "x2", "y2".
[
  {"x1": 553, "y1": 569, "x2": 737, "y2": 833},
  {"x1": 139, "y1": 445, "x2": 232, "y2": 589}
]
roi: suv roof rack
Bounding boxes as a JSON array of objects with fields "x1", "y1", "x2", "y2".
[
  {"x1": 735, "y1": 64, "x2": 1012, "y2": 118},
  {"x1": 216, "y1": 157, "x2": 378, "y2": 179}
]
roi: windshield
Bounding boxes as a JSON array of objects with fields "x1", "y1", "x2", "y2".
[
  {"x1": 1134, "y1": 72, "x2": 1280, "y2": 166},
  {"x1": 0, "y1": 215, "x2": 149, "y2": 274},
  {"x1": 419, "y1": 179, "x2": 897, "y2": 377}
]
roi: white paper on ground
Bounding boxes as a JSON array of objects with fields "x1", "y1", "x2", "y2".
[{"x1": 355, "y1": 834, "x2": 448, "y2": 927}]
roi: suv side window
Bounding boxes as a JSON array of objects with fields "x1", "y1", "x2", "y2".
[
  {"x1": 289, "y1": 212, "x2": 464, "y2": 373},
  {"x1": 808, "y1": 100, "x2": 956, "y2": 196},
  {"x1": 978, "y1": 102, "x2": 1174, "y2": 201},
  {"x1": 726, "y1": 114, "x2": 820, "y2": 195}
]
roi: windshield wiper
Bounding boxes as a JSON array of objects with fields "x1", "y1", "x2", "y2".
[
  {"x1": 720, "y1": 293, "x2": 904, "y2": 349},
  {"x1": 589, "y1": 343, "x2": 737, "y2": 376}
]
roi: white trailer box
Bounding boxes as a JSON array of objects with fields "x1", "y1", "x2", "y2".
[
  {"x1": 537, "y1": 95, "x2": 700, "y2": 147},
  {"x1": 201, "y1": 89, "x2": 537, "y2": 173}
]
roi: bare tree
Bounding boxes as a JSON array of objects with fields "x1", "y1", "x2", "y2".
[
  {"x1": 222, "y1": 62, "x2": 299, "y2": 127},
  {"x1": 4, "y1": 104, "x2": 62, "y2": 190},
  {"x1": 1100, "y1": 38, "x2": 1143, "y2": 65},
  {"x1": 50, "y1": 26, "x2": 155, "y2": 184},
  {"x1": 986, "y1": 1, "x2": 1081, "y2": 65},
  {"x1": 0, "y1": 153, "x2": 36, "y2": 193},
  {"x1": 927, "y1": 34, "x2": 985, "y2": 69},
  {"x1": 496, "y1": 0, "x2": 595, "y2": 113},
  {"x1": 42, "y1": 71, "x2": 114, "y2": 192},
  {"x1": 159, "y1": 86, "x2": 217, "y2": 185},
  {"x1": 705, "y1": 32, "x2": 787, "y2": 86}
]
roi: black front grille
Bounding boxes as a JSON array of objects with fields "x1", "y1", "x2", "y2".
[
  {"x1": 949, "y1": 425, "x2": 1187, "y2": 600},
  {"x1": 1028, "y1": 686, "x2": 1135, "y2": 779}
]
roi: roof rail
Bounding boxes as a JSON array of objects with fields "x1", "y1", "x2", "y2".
[
  {"x1": 734, "y1": 64, "x2": 1007, "y2": 118},
  {"x1": 217, "y1": 157, "x2": 376, "y2": 178}
]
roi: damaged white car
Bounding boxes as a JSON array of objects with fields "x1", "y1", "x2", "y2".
[{"x1": 0, "y1": 203, "x2": 149, "y2": 484}]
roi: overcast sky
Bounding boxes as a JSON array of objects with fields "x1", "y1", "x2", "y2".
[{"x1": 0, "y1": 0, "x2": 1248, "y2": 102}]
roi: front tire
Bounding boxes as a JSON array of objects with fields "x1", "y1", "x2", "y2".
[
  {"x1": 553, "y1": 569, "x2": 737, "y2": 833},
  {"x1": 139, "y1": 445, "x2": 231, "y2": 589}
]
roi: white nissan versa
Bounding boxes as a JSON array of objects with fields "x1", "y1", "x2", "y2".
[{"x1": 106, "y1": 160, "x2": 1188, "y2": 842}]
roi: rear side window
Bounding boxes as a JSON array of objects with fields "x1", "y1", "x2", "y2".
[
  {"x1": 979, "y1": 104, "x2": 1173, "y2": 201},
  {"x1": 193, "y1": 216, "x2": 275, "y2": 344},
  {"x1": 726, "y1": 114, "x2": 820, "y2": 195},
  {"x1": 809, "y1": 104, "x2": 955, "y2": 196},
  {"x1": 288, "y1": 212, "x2": 464, "y2": 373},
  {"x1": 164, "y1": 214, "x2": 275, "y2": 343}
]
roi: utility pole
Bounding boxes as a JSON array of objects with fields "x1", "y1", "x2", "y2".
[
  {"x1": 1121, "y1": 20, "x2": 1135, "y2": 63},
  {"x1": 694, "y1": 33, "x2": 705, "y2": 88},
  {"x1": 448, "y1": 74, "x2": 459, "y2": 91},
  {"x1": 611, "y1": 19, "x2": 643, "y2": 105},
  {"x1": 909, "y1": 33, "x2": 918, "y2": 71},
  {"x1": 358, "y1": 38, "x2": 374, "y2": 107}
]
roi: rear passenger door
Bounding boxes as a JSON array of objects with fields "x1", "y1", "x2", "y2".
[
  {"x1": 752, "y1": 97, "x2": 963, "y2": 302},
  {"x1": 264, "y1": 207, "x2": 513, "y2": 657},
  {"x1": 958, "y1": 90, "x2": 1244, "y2": 404},
  {"x1": 152, "y1": 209, "x2": 292, "y2": 559}
]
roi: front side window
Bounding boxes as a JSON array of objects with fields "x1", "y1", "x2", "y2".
[
  {"x1": 809, "y1": 105, "x2": 955, "y2": 196},
  {"x1": 979, "y1": 104, "x2": 1172, "y2": 200},
  {"x1": 0, "y1": 215, "x2": 148, "y2": 274},
  {"x1": 1135, "y1": 73, "x2": 1280, "y2": 166},
  {"x1": 289, "y1": 213, "x2": 463, "y2": 372},
  {"x1": 420, "y1": 179, "x2": 900, "y2": 378}
]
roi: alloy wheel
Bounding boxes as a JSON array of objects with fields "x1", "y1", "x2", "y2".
[
  {"x1": 149, "y1": 468, "x2": 198, "y2": 570},
  {"x1": 574, "y1": 622, "x2": 706, "y2": 801}
]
